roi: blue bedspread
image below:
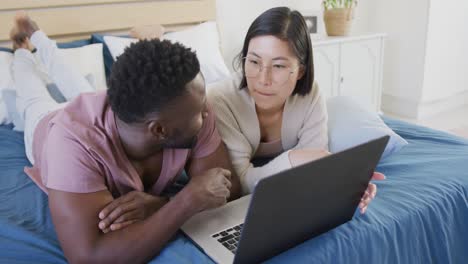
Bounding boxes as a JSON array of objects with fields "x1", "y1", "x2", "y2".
[{"x1": 1, "y1": 118, "x2": 467, "y2": 263}]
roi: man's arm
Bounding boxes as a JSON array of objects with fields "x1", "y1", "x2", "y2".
[
  {"x1": 187, "y1": 142, "x2": 241, "y2": 201},
  {"x1": 44, "y1": 125, "x2": 232, "y2": 263},
  {"x1": 185, "y1": 103, "x2": 241, "y2": 201},
  {"x1": 49, "y1": 188, "x2": 194, "y2": 264},
  {"x1": 49, "y1": 167, "x2": 231, "y2": 264}
]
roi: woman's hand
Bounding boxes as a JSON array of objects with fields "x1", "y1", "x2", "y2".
[
  {"x1": 359, "y1": 172, "x2": 385, "y2": 214},
  {"x1": 288, "y1": 148, "x2": 331, "y2": 167}
]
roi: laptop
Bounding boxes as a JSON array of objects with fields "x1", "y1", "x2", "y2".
[{"x1": 181, "y1": 136, "x2": 389, "y2": 264}]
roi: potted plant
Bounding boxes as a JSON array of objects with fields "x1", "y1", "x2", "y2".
[{"x1": 323, "y1": 0, "x2": 357, "y2": 36}]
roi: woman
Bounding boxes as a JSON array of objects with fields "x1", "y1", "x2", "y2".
[{"x1": 208, "y1": 6, "x2": 383, "y2": 213}]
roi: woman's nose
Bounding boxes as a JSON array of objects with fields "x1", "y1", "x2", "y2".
[{"x1": 258, "y1": 66, "x2": 272, "y2": 86}]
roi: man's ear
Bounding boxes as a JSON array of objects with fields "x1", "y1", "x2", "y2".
[{"x1": 148, "y1": 120, "x2": 167, "y2": 140}]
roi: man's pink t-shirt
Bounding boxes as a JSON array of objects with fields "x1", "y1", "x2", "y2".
[{"x1": 25, "y1": 91, "x2": 221, "y2": 197}]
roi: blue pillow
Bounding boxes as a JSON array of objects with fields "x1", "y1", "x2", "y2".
[
  {"x1": 57, "y1": 38, "x2": 91, "y2": 49},
  {"x1": 327, "y1": 96, "x2": 408, "y2": 160},
  {"x1": 2, "y1": 38, "x2": 90, "y2": 54},
  {"x1": 0, "y1": 47, "x2": 13, "y2": 53},
  {"x1": 2, "y1": 38, "x2": 90, "y2": 53}
]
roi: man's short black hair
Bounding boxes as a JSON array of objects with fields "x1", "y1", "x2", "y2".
[{"x1": 107, "y1": 39, "x2": 200, "y2": 123}]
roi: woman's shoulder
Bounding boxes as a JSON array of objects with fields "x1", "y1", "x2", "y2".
[
  {"x1": 207, "y1": 73, "x2": 249, "y2": 103},
  {"x1": 288, "y1": 81, "x2": 322, "y2": 107}
]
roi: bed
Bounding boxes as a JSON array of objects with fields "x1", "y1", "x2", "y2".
[
  {"x1": 1, "y1": 1, "x2": 468, "y2": 263},
  {"x1": 1, "y1": 117, "x2": 467, "y2": 263}
]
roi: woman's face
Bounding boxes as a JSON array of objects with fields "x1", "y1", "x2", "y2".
[{"x1": 245, "y1": 35, "x2": 304, "y2": 112}]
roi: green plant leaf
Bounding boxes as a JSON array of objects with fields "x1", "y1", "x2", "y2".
[{"x1": 323, "y1": 0, "x2": 356, "y2": 9}]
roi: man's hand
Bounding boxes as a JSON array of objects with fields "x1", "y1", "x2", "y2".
[
  {"x1": 359, "y1": 172, "x2": 386, "y2": 214},
  {"x1": 98, "y1": 191, "x2": 168, "y2": 233},
  {"x1": 130, "y1": 24, "x2": 165, "y2": 40},
  {"x1": 183, "y1": 168, "x2": 232, "y2": 213}
]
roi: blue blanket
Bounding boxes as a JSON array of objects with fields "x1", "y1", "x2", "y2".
[{"x1": 1, "y1": 118, "x2": 467, "y2": 263}]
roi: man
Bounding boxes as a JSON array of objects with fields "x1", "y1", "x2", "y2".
[{"x1": 11, "y1": 12, "x2": 241, "y2": 263}]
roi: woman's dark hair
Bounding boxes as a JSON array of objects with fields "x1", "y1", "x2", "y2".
[{"x1": 235, "y1": 6, "x2": 314, "y2": 96}]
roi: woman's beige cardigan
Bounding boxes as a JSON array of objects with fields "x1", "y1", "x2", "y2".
[{"x1": 207, "y1": 76, "x2": 328, "y2": 194}]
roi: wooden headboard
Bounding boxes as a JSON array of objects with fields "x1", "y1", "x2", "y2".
[{"x1": 0, "y1": 0, "x2": 215, "y2": 46}]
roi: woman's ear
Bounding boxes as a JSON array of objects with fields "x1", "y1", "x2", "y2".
[{"x1": 296, "y1": 64, "x2": 306, "y2": 80}]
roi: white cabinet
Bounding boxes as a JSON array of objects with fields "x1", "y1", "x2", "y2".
[
  {"x1": 313, "y1": 44, "x2": 340, "y2": 99},
  {"x1": 312, "y1": 34, "x2": 385, "y2": 112}
]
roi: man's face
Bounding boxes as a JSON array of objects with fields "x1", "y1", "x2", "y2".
[{"x1": 160, "y1": 73, "x2": 207, "y2": 149}]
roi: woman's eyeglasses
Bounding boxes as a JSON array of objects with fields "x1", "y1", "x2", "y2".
[{"x1": 243, "y1": 56, "x2": 299, "y2": 85}]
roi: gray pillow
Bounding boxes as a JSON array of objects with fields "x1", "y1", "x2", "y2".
[
  {"x1": 46, "y1": 82, "x2": 67, "y2": 103},
  {"x1": 327, "y1": 96, "x2": 408, "y2": 160}
]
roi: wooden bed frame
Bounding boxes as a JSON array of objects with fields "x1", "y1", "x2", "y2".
[{"x1": 0, "y1": 0, "x2": 215, "y2": 46}]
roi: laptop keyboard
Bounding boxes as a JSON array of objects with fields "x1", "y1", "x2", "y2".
[{"x1": 211, "y1": 223, "x2": 243, "y2": 253}]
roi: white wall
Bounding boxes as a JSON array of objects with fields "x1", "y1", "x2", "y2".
[
  {"x1": 422, "y1": 0, "x2": 468, "y2": 103},
  {"x1": 366, "y1": 0, "x2": 468, "y2": 118},
  {"x1": 216, "y1": 0, "x2": 370, "y2": 72},
  {"x1": 215, "y1": 0, "x2": 468, "y2": 119},
  {"x1": 367, "y1": 0, "x2": 430, "y2": 105}
]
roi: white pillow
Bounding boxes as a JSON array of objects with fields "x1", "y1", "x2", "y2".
[
  {"x1": 327, "y1": 96, "x2": 408, "y2": 159},
  {"x1": 0, "y1": 51, "x2": 13, "y2": 125},
  {"x1": 2, "y1": 74, "x2": 95, "y2": 131},
  {"x1": 103, "y1": 35, "x2": 138, "y2": 61},
  {"x1": 103, "y1": 22, "x2": 231, "y2": 85},
  {"x1": 35, "y1": 43, "x2": 107, "y2": 91},
  {"x1": 2, "y1": 88, "x2": 24, "y2": 131},
  {"x1": 0, "y1": 44, "x2": 105, "y2": 128},
  {"x1": 163, "y1": 21, "x2": 231, "y2": 84}
]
